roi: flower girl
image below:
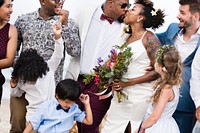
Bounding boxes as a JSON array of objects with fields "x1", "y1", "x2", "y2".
[{"x1": 138, "y1": 45, "x2": 182, "y2": 133}]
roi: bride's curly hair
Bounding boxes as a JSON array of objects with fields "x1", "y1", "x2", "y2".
[
  {"x1": 12, "y1": 48, "x2": 49, "y2": 84},
  {"x1": 152, "y1": 45, "x2": 182, "y2": 105},
  {"x1": 135, "y1": 0, "x2": 165, "y2": 30}
]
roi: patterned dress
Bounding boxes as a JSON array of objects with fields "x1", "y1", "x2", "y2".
[{"x1": 0, "y1": 23, "x2": 10, "y2": 104}]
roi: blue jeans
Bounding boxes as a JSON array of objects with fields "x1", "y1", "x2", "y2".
[{"x1": 173, "y1": 110, "x2": 196, "y2": 133}]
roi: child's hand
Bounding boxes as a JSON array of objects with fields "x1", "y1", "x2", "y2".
[
  {"x1": 59, "y1": 9, "x2": 69, "y2": 25},
  {"x1": 79, "y1": 94, "x2": 90, "y2": 105},
  {"x1": 10, "y1": 78, "x2": 17, "y2": 88},
  {"x1": 134, "y1": 129, "x2": 138, "y2": 133},
  {"x1": 139, "y1": 128, "x2": 145, "y2": 133},
  {"x1": 52, "y1": 23, "x2": 62, "y2": 40},
  {"x1": 135, "y1": 127, "x2": 145, "y2": 133}
]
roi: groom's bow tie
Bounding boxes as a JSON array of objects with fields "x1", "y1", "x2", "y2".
[{"x1": 100, "y1": 14, "x2": 114, "y2": 24}]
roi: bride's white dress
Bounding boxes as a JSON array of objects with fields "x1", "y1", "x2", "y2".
[
  {"x1": 102, "y1": 31, "x2": 154, "y2": 133},
  {"x1": 144, "y1": 85, "x2": 180, "y2": 133}
]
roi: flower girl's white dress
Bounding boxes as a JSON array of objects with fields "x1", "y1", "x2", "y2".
[
  {"x1": 193, "y1": 121, "x2": 200, "y2": 133},
  {"x1": 144, "y1": 85, "x2": 180, "y2": 133}
]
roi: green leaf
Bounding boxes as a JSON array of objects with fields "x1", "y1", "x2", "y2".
[
  {"x1": 121, "y1": 78, "x2": 128, "y2": 82},
  {"x1": 105, "y1": 72, "x2": 113, "y2": 78},
  {"x1": 83, "y1": 74, "x2": 94, "y2": 84}
]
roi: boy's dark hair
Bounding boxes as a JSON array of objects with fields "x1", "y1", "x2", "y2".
[
  {"x1": 12, "y1": 48, "x2": 49, "y2": 84},
  {"x1": 55, "y1": 79, "x2": 81, "y2": 101}
]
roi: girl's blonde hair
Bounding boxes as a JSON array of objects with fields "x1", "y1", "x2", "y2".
[{"x1": 152, "y1": 45, "x2": 182, "y2": 105}]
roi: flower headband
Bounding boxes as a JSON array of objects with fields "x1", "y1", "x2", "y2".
[
  {"x1": 151, "y1": 8, "x2": 157, "y2": 16},
  {"x1": 156, "y1": 45, "x2": 174, "y2": 66},
  {"x1": 135, "y1": 0, "x2": 156, "y2": 16}
]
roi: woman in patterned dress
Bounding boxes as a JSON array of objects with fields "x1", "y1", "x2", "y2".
[{"x1": 0, "y1": 0, "x2": 17, "y2": 104}]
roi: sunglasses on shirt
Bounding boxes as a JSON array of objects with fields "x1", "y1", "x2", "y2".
[{"x1": 119, "y1": 3, "x2": 132, "y2": 9}]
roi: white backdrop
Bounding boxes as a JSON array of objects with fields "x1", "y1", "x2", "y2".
[
  {"x1": 2, "y1": 0, "x2": 179, "y2": 98},
  {"x1": 10, "y1": 0, "x2": 179, "y2": 32}
]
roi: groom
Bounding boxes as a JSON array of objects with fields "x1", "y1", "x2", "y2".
[{"x1": 66, "y1": 0, "x2": 130, "y2": 132}]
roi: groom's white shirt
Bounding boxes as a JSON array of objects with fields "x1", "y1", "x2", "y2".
[{"x1": 66, "y1": 1, "x2": 129, "y2": 80}]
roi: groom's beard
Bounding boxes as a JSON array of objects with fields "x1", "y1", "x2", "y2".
[
  {"x1": 117, "y1": 11, "x2": 127, "y2": 23},
  {"x1": 117, "y1": 14, "x2": 126, "y2": 23}
]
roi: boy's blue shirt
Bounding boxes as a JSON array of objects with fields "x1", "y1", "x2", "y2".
[{"x1": 29, "y1": 98, "x2": 86, "y2": 133}]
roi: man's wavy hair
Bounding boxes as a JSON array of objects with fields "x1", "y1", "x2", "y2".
[
  {"x1": 12, "y1": 48, "x2": 49, "y2": 84},
  {"x1": 179, "y1": 0, "x2": 200, "y2": 17},
  {"x1": 134, "y1": 0, "x2": 165, "y2": 30}
]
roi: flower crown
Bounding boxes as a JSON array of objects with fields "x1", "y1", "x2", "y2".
[{"x1": 156, "y1": 45, "x2": 174, "y2": 66}]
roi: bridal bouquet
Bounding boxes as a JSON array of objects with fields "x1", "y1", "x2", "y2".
[{"x1": 83, "y1": 43, "x2": 133, "y2": 103}]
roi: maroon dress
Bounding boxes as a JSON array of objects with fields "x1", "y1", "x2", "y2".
[{"x1": 0, "y1": 23, "x2": 10, "y2": 104}]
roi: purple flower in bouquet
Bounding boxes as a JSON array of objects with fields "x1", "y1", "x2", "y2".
[
  {"x1": 97, "y1": 57, "x2": 103, "y2": 65},
  {"x1": 110, "y1": 48, "x2": 117, "y2": 62}
]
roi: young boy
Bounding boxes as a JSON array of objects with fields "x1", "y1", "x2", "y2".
[{"x1": 23, "y1": 79, "x2": 93, "y2": 133}]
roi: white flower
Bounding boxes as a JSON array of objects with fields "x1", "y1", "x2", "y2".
[
  {"x1": 121, "y1": 25, "x2": 131, "y2": 37},
  {"x1": 151, "y1": 10, "x2": 157, "y2": 16},
  {"x1": 123, "y1": 25, "x2": 130, "y2": 33},
  {"x1": 162, "y1": 67, "x2": 167, "y2": 72}
]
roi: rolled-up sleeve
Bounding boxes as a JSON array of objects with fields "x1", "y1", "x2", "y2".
[{"x1": 10, "y1": 84, "x2": 24, "y2": 97}]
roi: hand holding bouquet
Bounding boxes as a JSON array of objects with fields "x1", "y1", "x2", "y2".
[{"x1": 83, "y1": 43, "x2": 132, "y2": 103}]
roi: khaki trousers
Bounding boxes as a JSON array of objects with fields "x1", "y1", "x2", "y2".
[{"x1": 9, "y1": 93, "x2": 28, "y2": 133}]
